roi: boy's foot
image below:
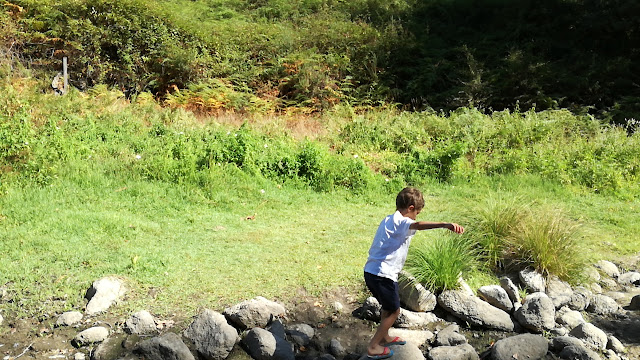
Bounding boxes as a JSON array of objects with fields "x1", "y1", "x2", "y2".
[
  {"x1": 367, "y1": 347, "x2": 394, "y2": 359},
  {"x1": 383, "y1": 336, "x2": 406, "y2": 346}
]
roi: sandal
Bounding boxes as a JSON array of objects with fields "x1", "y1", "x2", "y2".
[
  {"x1": 367, "y1": 346, "x2": 394, "y2": 359},
  {"x1": 384, "y1": 336, "x2": 406, "y2": 346}
]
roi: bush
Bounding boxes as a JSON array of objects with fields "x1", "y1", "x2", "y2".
[{"x1": 405, "y1": 235, "x2": 478, "y2": 292}]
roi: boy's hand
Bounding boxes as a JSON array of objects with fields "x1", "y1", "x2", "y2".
[{"x1": 448, "y1": 223, "x2": 465, "y2": 234}]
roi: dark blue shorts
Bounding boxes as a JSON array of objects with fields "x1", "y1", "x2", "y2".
[{"x1": 364, "y1": 271, "x2": 400, "y2": 312}]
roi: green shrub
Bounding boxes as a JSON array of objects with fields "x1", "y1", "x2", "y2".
[{"x1": 405, "y1": 235, "x2": 478, "y2": 292}]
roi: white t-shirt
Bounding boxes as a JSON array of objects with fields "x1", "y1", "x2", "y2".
[{"x1": 364, "y1": 211, "x2": 417, "y2": 282}]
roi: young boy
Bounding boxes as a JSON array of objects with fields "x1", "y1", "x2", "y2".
[{"x1": 364, "y1": 187, "x2": 464, "y2": 359}]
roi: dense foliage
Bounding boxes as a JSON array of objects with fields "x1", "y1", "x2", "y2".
[{"x1": 2, "y1": 0, "x2": 639, "y2": 121}]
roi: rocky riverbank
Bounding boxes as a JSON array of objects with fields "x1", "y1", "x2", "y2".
[{"x1": 1, "y1": 259, "x2": 640, "y2": 360}]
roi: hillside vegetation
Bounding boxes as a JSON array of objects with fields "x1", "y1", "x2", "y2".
[{"x1": 2, "y1": 0, "x2": 639, "y2": 121}]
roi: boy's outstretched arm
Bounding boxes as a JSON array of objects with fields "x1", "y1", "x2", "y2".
[{"x1": 410, "y1": 221, "x2": 465, "y2": 233}]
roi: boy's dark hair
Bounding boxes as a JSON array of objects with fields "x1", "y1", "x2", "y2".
[{"x1": 396, "y1": 187, "x2": 425, "y2": 211}]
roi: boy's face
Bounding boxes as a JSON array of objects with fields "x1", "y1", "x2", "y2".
[{"x1": 405, "y1": 205, "x2": 422, "y2": 220}]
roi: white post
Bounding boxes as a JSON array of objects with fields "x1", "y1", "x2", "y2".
[{"x1": 63, "y1": 56, "x2": 68, "y2": 94}]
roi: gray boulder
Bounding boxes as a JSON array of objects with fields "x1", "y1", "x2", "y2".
[
  {"x1": 606, "y1": 335, "x2": 625, "y2": 354},
  {"x1": 85, "y1": 277, "x2": 126, "y2": 315},
  {"x1": 223, "y1": 296, "x2": 286, "y2": 330},
  {"x1": 547, "y1": 276, "x2": 574, "y2": 308},
  {"x1": 587, "y1": 294, "x2": 619, "y2": 315},
  {"x1": 499, "y1": 276, "x2": 521, "y2": 304},
  {"x1": 428, "y1": 343, "x2": 479, "y2": 360},
  {"x1": 124, "y1": 310, "x2": 157, "y2": 335},
  {"x1": 56, "y1": 311, "x2": 83, "y2": 327},
  {"x1": 266, "y1": 319, "x2": 286, "y2": 340},
  {"x1": 73, "y1": 327, "x2": 109, "y2": 347},
  {"x1": 515, "y1": 292, "x2": 556, "y2": 332},
  {"x1": 595, "y1": 260, "x2": 620, "y2": 278},
  {"x1": 617, "y1": 271, "x2": 640, "y2": 286},
  {"x1": 434, "y1": 324, "x2": 467, "y2": 346},
  {"x1": 398, "y1": 271, "x2": 437, "y2": 312},
  {"x1": 286, "y1": 323, "x2": 314, "y2": 347},
  {"x1": 519, "y1": 269, "x2": 546, "y2": 293},
  {"x1": 491, "y1": 334, "x2": 549, "y2": 360},
  {"x1": 438, "y1": 290, "x2": 514, "y2": 331},
  {"x1": 134, "y1": 332, "x2": 195, "y2": 360},
  {"x1": 183, "y1": 309, "x2": 238, "y2": 360},
  {"x1": 559, "y1": 345, "x2": 602, "y2": 360},
  {"x1": 243, "y1": 327, "x2": 295, "y2": 360},
  {"x1": 568, "y1": 287, "x2": 592, "y2": 311},
  {"x1": 329, "y1": 338, "x2": 346, "y2": 358},
  {"x1": 477, "y1": 285, "x2": 513, "y2": 313},
  {"x1": 361, "y1": 297, "x2": 382, "y2": 321},
  {"x1": 569, "y1": 323, "x2": 608, "y2": 350},
  {"x1": 396, "y1": 308, "x2": 440, "y2": 328},
  {"x1": 556, "y1": 306, "x2": 586, "y2": 330},
  {"x1": 551, "y1": 336, "x2": 586, "y2": 352},
  {"x1": 389, "y1": 328, "x2": 434, "y2": 347}
]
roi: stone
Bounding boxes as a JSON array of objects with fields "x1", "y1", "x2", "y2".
[
  {"x1": 266, "y1": 319, "x2": 286, "y2": 340},
  {"x1": 618, "y1": 271, "x2": 640, "y2": 286},
  {"x1": 629, "y1": 294, "x2": 640, "y2": 310},
  {"x1": 556, "y1": 306, "x2": 586, "y2": 330},
  {"x1": 92, "y1": 336, "x2": 126, "y2": 360},
  {"x1": 56, "y1": 311, "x2": 83, "y2": 327},
  {"x1": 457, "y1": 276, "x2": 475, "y2": 296},
  {"x1": 550, "y1": 327, "x2": 568, "y2": 336},
  {"x1": 515, "y1": 292, "x2": 556, "y2": 332},
  {"x1": 358, "y1": 341, "x2": 426, "y2": 360},
  {"x1": 74, "y1": 353, "x2": 86, "y2": 360},
  {"x1": 569, "y1": 323, "x2": 608, "y2": 350},
  {"x1": 491, "y1": 334, "x2": 549, "y2": 360},
  {"x1": 519, "y1": 268, "x2": 546, "y2": 293},
  {"x1": 605, "y1": 349, "x2": 621, "y2": 360},
  {"x1": 124, "y1": 310, "x2": 157, "y2": 335},
  {"x1": 329, "y1": 339, "x2": 346, "y2": 358},
  {"x1": 398, "y1": 271, "x2": 437, "y2": 312},
  {"x1": 500, "y1": 276, "x2": 521, "y2": 304},
  {"x1": 434, "y1": 324, "x2": 467, "y2": 346},
  {"x1": 134, "y1": 332, "x2": 195, "y2": 360},
  {"x1": 73, "y1": 327, "x2": 109, "y2": 347},
  {"x1": 583, "y1": 266, "x2": 601, "y2": 283},
  {"x1": 596, "y1": 260, "x2": 620, "y2": 278},
  {"x1": 587, "y1": 294, "x2": 619, "y2": 315},
  {"x1": 437, "y1": 290, "x2": 514, "y2": 331},
  {"x1": 388, "y1": 328, "x2": 433, "y2": 347},
  {"x1": 395, "y1": 308, "x2": 440, "y2": 328},
  {"x1": 568, "y1": 287, "x2": 592, "y2": 311},
  {"x1": 559, "y1": 345, "x2": 602, "y2": 360},
  {"x1": 360, "y1": 297, "x2": 382, "y2": 321},
  {"x1": 428, "y1": 343, "x2": 479, "y2": 360},
  {"x1": 551, "y1": 336, "x2": 586, "y2": 352},
  {"x1": 477, "y1": 285, "x2": 513, "y2": 312},
  {"x1": 606, "y1": 335, "x2": 625, "y2": 353},
  {"x1": 85, "y1": 277, "x2": 126, "y2": 315},
  {"x1": 286, "y1": 323, "x2": 314, "y2": 347},
  {"x1": 242, "y1": 327, "x2": 295, "y2": 360},
  {"x1": 183, "y1": 309, "x2": 238, "y2": 360},
  {"x1": 223, "y1": 296, "x2": 286, "y2": 330},
  {"x1": 600, "y1": 278, "x2": 619, "y2": 290},
  {"x1": 547, "y1": 276, "x2": 574, "y2": 308},
  {"x1": 332, "y1": 301, "x2": 344, "y2": 313}
]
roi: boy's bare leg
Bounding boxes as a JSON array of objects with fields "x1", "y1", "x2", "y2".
[{"x1": 367, "y1": 308, "x2": 401, "y2": 355}]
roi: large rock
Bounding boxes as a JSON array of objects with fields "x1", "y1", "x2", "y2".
[
  {"x1": 223, "y1": 297, "x2": 286, "y2": 330},
  {"x1": 124, "y1": 310, "x2": 157, "y2": 335},
  {"x1": 56, "y1": 311, "x2": 83, "y2": 327},
  {"x1": 569, "y1": 323, "x2": 608, "y2": 350},
  {"x1": 434, "y1": 324, "x2": 467, "y2": 346},
  {"x1": 515, "y1": 292, "x2": 556, "y2": 332},
  {"x1": 587, "y1": 294, "x2": 619, "y2": 315},
  {"x1": 559, "y1": 345, "x2": 602, "y2": 360},
  {"x1": 491, "y1": 334, "x2": 549, "y2": 360},
  {"x1": 134, "y1": 332, "x2": 195, "y2": 360},
  {"x1": 499, "y1": 276, "x2": 521, "y2": 304},
  {"x1": 595, "y1": 260, "x2": 619, "y2": 278},
  {"x1": 396, "y1": 308, "x2": 441, "y2": 328},
  {"x1": 568, "y1": 287, "x2": 592, "y2": 311},
  {"x1": 618, "y1": 271, "x2": 640, "y2": 286},
  {"x1": 183, "y1": 309, "x2": 238, "y2": 360},
  {"x1": 85, "y1": 277, "x2": 126, "y2": 315},
  {"x1": 477, "y1": 285, "x2": 513, "y2": 313},
  {"x1": 388, "y1": 328, "x2": 434, "y2": 347},
  {"x1": 398, "y1": 271, "x2": 437, "y2": 312},
  {"x1": 547, "y1": 276, "x2": 574, "y2": 308},
  {"x1": 242, "y1": 327, "x2": 294, "y2": 360},
  {"x1": 607, "y1": 335, "x2": 626, "y2": 354},
  {"x1": 550, "y1": 336, "x2": 586, "y2": 352},
  {"x1": 428, "y1": 344, "x2": 479, "y2": 360},
  {"x1": 73, "y1": 327, "x2": 109, "y2": 347},
  {"x1": 285, "y1": 323, "x2": 314, "y2": 347},
  {"x1": 437, "y1": 290, "x2": 514, "y2": 331},
  {"x1": 519, "y1": 269, "x2": 546, "y2": 293},
  {"x1": 556, "y1": 307, "x2": 585, "y2": 330}
]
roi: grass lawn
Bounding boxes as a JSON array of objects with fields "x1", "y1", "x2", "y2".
[{"x1": 2, "y1": 171, "x2": 638, "y2": 320}]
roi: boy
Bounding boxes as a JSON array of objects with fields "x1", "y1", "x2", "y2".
[{"x1": 364, "y1": 187, "x2": 464, "y2": 359}]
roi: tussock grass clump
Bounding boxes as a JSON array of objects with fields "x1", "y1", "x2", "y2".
[
  {"x1": 506, "y1": 208, "x2": 587, "y2": 283},
  {"x1": 405, "y1": 235, "x2": 478, "y2": 292}
]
